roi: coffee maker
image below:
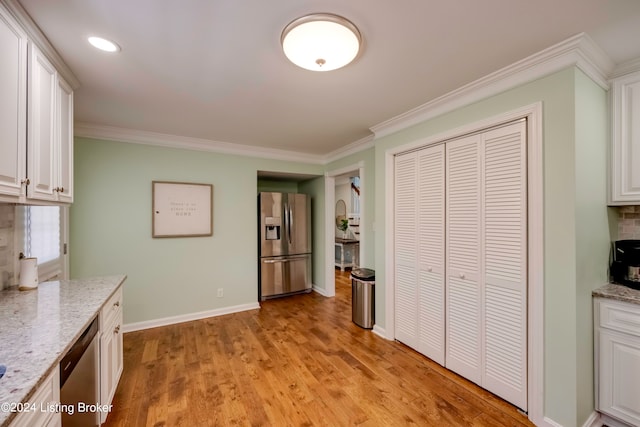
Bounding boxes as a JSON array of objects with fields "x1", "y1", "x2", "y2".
[{"x1": 611, "y1": 240, "x2": 640, "y2": 290}]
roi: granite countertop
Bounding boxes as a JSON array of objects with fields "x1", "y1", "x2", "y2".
[
  {"x1": 0, "y1": 275, "x2": 126, "y2": 427},
  {"x1": 593, "y1": 282, "x2": 640, "y2": 305}
]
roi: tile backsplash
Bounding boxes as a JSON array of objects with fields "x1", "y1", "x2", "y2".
[
  {"x1": 617, "y1": 206, "x2": 640, "y2": 240},
  {"x1": 0, "y1": 204, "x2": 15, "y2": 289}
]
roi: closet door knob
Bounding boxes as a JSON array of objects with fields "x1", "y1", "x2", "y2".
[{"x1": 459, "y1": 273, "x2": 465, "y2": 279}]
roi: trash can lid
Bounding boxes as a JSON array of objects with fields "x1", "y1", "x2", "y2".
[{"x1": 351, "y1": 268, "x2": 375, "y2": 281}]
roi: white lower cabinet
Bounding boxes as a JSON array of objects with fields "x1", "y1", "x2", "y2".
[
  {"x1": 9, "y1": 366, "x2": 61, "y2": 427},
  {"x1": 99, "y1": 287, "x2": 123, "y2": 425},
  {"x1": 595, "y1": 298, "x2": 640, "y2": 426}
]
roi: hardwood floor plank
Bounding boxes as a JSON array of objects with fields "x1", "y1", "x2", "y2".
[{"x1": 104, "y1": 269, "x2": 534, "y2": 426}]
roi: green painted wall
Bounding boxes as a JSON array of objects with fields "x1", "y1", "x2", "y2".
[
  {"x1": 371, "y1": 67, "x2": 609, "y2": 426},
  {"x1": 256, "y1": 179, "x2": 299, "y2": 193},
  {"x1": 574, "y1": 69, "x2": 610, "y2": 425},
  {"x1": 71, "y1": 138, "x2": 323, "y2": 325}
]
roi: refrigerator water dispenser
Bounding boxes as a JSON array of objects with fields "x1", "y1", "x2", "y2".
[{"x1": 265, "y1": 217, "x2": 281, "y2": 240}]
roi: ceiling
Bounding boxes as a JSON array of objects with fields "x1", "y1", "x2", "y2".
[{"x1": 17, "y1": 0, "x2": 640, "y2": 156}]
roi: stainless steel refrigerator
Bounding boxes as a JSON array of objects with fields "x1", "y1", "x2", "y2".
[{"x1": 258, "y1": 192, "x2": 312, "y2": 300}]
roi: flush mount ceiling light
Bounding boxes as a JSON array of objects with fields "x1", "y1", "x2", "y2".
[
  {"x1": 88, "y1": 36, "x2": 120, "y2": 53},
  {"x1": 281, "y1": 13, "x2": 361, "y2": 72}
]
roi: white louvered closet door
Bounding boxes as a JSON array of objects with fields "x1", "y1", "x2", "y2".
[
  {"x1": 394, "y1": 152, "x2": 419, "y2": 348},
  {"x1": 481, "y1": 121, "x2": 527, "y2": 410},
  {"x1": 417, "y1": 145, "x2": 446, "y2": 365},
  {"x1": 445, "y1": 134, "x2": 483, "y2": 385}
]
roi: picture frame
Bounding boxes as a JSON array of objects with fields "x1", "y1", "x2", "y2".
[{"x1": 152, "y1": 181, "x2": 213, "y2": 238}]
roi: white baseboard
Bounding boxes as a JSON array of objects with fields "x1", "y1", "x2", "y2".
[
  {"x1": 600, "y1": 414, "x2": 629, "y2": 427},
  {"x1": 122, "y1": 302, "x2": 260, "y2": 333},
  {"x1": 312, "y1": 285, "x2": 331, "y2": 297},
  {"x1": 582, "y1": 412, "x2": 602, "y2": 427},
  {"x1": 542, "y1": 417, "x2": 564, "y2": 427},
  {"x1": 372, "y1": 324, "x2": 389, "y2": 339},
  {"x1": 540, "y1": 412, "x2": 603, "y2": 427}
]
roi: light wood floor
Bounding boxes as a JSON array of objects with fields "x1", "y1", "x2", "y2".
[{"x1": 104, "y1": 270, "x2": 534, "y2": 426}]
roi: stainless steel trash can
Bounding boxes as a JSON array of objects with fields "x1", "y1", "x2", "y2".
[{"x1": 351, "y1": 268, "x2": 375, "y2": 329}]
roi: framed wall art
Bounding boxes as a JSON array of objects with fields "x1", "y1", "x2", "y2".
[{"x1": 152, "y1": 181, "x2": 213, "y2": 238}]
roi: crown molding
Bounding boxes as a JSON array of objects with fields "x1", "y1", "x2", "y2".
[
  {"x1": 74, "y1": 123, "x2": 325, "y2": 164},
  {"x1": 77, "y1": 33, "x2": 619, "y2": 165},
  {"x1": 370, "y1": 33, "x2": 614, "y2": 139},
  {"x1": 322, "y1": 134, "x2": 375, "y2": 164},
  {"x1": 610, "y1": 56, "x2": 640, "y2": 79},
  {"x1": 1, "y1": 0, "x2": 80, "y2": 89}
]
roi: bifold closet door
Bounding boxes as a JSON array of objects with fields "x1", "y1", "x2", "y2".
[
  {"x1": 394, "y1": 152, "x2": 419, "y2": 348},
  {"x1": 445, "y1": 134, "x2": 483, "y2": 385},
  {"x1": 445, "y1": 121, "x2": 528, "y2": 411},
  {"x1": 394, "y1": 120, "x2": 527, "y2": 410},
  {"x1": 481, "y1": 122, "x2": 527, "y2": 411},
  {"x1": 416, "y1": 145, "x2": 445, "y2": 365},
  {"x1": 394, "y1": 146, "x2": 446, "y2": 364}
]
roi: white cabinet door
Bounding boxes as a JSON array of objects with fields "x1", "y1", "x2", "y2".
[
  {"x1": 28, "y1": 43, "x2": 57, "y2": 201},
  {"x1": 0, "y1": 5, "x2": 27, "y2": 197},
  {"x1": 8, "y1": 366, "x2": 60, "y2": 427},
  {"x1": 56, "y1": 76, "x2": 73, "y2": 203},
  {"x1": 417, "y1": 144, "x2": 445, "y2": 365},
  {"x1": 100, "y1": 306, "x2": 123, "y2": 424},
  {"x1": 394, "y1": 152, "x2": 419, "y2": 349},
  {"x1": 445, "y1": 134, "x2": 483, "y2": 385},
  {"x1": 599, "y1": 329, "x2": 640, "y2": 425},
  {"x1": 610, "y1": 71, "x2": 640, "y2": 205}
]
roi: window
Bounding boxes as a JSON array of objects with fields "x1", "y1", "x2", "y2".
[{"x1": 18, "y1": 206, "x2": 66, "y2": 282}]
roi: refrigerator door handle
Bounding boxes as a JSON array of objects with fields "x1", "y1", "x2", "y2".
[
  {"x1": 263, "y1": 255, "x2": 308, "y2": 264},
  {"x1": 263, "y1": 259, "x2": 290, "y2": 264},
  {"x1": 286, "y1": 202, "x2": 292, "y2": 245},
  {"x1": 289, "y1": 204, "x2": 294, "y2": 245}
]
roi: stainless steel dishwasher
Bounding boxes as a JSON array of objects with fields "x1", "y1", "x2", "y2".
[{"x1": 60, "y1": 316, "x2": 99, "y2": 427}]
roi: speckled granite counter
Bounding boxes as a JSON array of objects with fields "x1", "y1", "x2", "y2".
[
  {"x1": 0, "y1": 275, "x2": 126, "y2": 427},
  {"x1": 593, "y1": 282, "x2": 640, "y2": 305}
]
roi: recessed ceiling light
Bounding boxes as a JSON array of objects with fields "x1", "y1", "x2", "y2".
[{"x1": 88, "y1": 36, "x2": 120, "y2": 53}]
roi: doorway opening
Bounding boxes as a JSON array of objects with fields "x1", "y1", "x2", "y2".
[{"x1": 324, "y1": 162, "x2": 365, "y2": 298}]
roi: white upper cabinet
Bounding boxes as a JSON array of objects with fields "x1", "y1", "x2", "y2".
[
  {"x1": 610, "y1": 70, "x2": 640, "y2": 205},
  {"x1": 56, "y1": 76, "x2": 74, "y2": 203},
  {"x1": 0, "y1": 4, "x2": 27, "y2": 197},
  {"x1": 0, "y1": 4, "x2": 75, "y2": 205},
  {"x1": 28, "y1": 43, "x2": 57, "y2": 201},
  {"x1": 27, "y1": 43, "x2": 74, "y2": 203}
]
